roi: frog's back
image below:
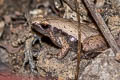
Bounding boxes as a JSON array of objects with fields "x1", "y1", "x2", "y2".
[
  {"x1": 46, "y1": 17, "x2": 99, "y2": 42},
  {"x1": 46, "y1": 17, "x2": 78, "y2": 38},
  {"x1": 31, "y1": 16, "x2": 99, "y2": 42}
]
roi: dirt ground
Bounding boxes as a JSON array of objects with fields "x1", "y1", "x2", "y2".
[{"x1": 0, "y1": 0, "x2": 120, "y2": 80}]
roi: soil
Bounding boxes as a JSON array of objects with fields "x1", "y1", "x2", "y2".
[{"x1": 0, "y1": 0, "x2": 120, "y2": 80}]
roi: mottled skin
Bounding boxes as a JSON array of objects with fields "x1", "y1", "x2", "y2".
[{"x1": 31, "y1": 16, "x2": 106, "y2": 59}]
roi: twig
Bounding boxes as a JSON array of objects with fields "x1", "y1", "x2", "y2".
[
  {"x1": 82, "y1": 0, "x2": 120, "y2": 55},
  {"x1": 74, "y1": 0, "x2": 81, "y2": 80},
  {"x1": 63, "y1": 0, "x2": 76, "y2": 11},
  {"x1": 63, "y1": 0, "x2": 82, "y2": 16}
]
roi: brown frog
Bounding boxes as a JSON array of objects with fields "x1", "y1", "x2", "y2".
[{"x1": 31, "y1": 16, "x2": 107, "y2": 59}]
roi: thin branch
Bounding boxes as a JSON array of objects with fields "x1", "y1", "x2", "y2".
[
  {"x1": 82, "y1": 0, "x2": 120, "y2": 55},
  {"x1": 74, "y1": 0, "x2": 81, "y2": 80},
  {"x1": 63, "y1": 0, "x2": 82, "y2": 16}
]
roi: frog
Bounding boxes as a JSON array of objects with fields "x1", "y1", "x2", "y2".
[{"x1": 31, "y1": 16, "x2": 107, "y2": 59}]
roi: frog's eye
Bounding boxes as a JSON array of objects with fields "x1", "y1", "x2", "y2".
[{"x1": 40, "y1": 24, "x2": 51, "y2": 29}]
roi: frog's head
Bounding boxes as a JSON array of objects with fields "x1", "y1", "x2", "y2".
[
  {"x1": 31, "y1": 18, "x2": 51, "y2": 30},
  {"x1": 31, "y1": 18, "x2": 62, "y2": 48},
  {"x1": 31, "y1": 17, "x2": 51, "y2": 37},
  {"x1": 31, "y1": 15, "x2": 51, "y2": 29}
]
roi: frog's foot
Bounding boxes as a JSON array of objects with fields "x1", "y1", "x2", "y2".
[
  {"x1": 56, "y1": 37, "x2": 70, "y2": 59},
  {"x1": 32, "y1": 35, "x2": 40, "y2": 45},
  {"x1": 32, "y1": 34, "x2": 42, "y2": 49},
  {"x1": 22, "y1": 49, "x2": 37, "y2": 74},
  {"x1": 21, "y1": 36, "x2": 41, "y2": 74}
]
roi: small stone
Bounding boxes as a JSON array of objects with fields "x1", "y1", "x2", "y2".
[
  {"x1": 3, "y1": 15, "x2": 11, "y2": 24},
  {"x1": 30, "y1": 9, "x2": 43, "y2": 16},
  {"x1": 21, "y1": 37, "x2": 26, "y2": 43},
  {"x1": 95, "y1": 0, "x2": 105, "y2": 8},
  {"x1": 0, "y1": 21, "x2": 5, "y2": 38},
  {"x1": 115, "y1": 52, "x2": 120, "y2": 62},
  {"x1": 58, "y1": 76, "x2": 64, "y2": 80},
  {"x1": 12, "y1": 41, "x2": 19, "y2": 47},
  {"x1": 0, "y1": 0, "x2": 4, "y2": 5}
]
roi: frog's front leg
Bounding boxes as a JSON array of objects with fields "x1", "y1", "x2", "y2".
[
  {"x1": 56, "y1": 36, "x2": 70, "y2": 59},
  {"x1": 47, "y1": 30, "x2": 70, "y2": 59},
  {"x1": 48, "y1": 31, "x2": 63, "y2": 48}
]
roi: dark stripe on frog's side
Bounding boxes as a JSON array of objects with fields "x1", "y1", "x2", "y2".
[
  {"x1": 53, "y1": 26, "x2": 78, "y2": 52},
  {"x1": 32, "y1": 16, "x2": 100, "y2": 42},
  {"x1": 53, "y1": 26, "x2": 77, "y2": 40},
  {"x1": 32, "y1": 22, "x2": 78, "y2": 50},
  {"x1": 32, "y1": 17, "x2": 100, "y2": 50}
]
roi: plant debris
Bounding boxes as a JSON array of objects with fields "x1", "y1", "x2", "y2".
[{"x1": 0, "y1": 0, "x2": 120, "y2": 80}]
